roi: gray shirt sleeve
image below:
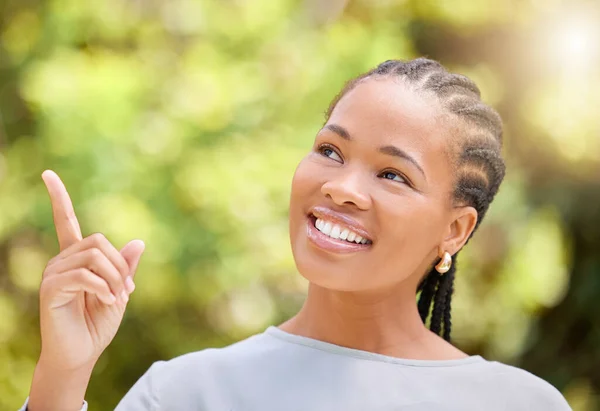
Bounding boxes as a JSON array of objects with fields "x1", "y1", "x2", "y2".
[
  {"x1": 520, "y1": 376, "x2": 573, "y2": 411},
  {"x1": 114, "y1": 361, "x2": 164, "y2": 411},
  {"x1": 18, "y1": 362, "x2": 162, "y2": 411},
  {"x1": 18, "y1": 397, "x2": 88, "y2": 411}
]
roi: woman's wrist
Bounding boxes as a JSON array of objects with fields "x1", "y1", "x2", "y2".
[{"x1": 27, "y1": 359, "x2": 95, "y2": 411}]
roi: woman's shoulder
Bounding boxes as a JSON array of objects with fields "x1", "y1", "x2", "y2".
[
  {"x1": 474, "y1": 359, "x2": 571, "y2": 410},
  {"x1": 149, "y1": 328, "x2": 284, "y2": 379}
]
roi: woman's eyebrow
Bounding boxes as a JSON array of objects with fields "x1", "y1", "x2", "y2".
[
  {"x1": 324, "y1": 124, "x2": 352, "y2": 140},
  {"x1": 323, "y1": 123, "x2": 427, "y2": 181}
]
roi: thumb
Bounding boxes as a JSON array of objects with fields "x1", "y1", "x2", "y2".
[{"x1": 120, "y1": 239, "x2": 145, "y2": 279}]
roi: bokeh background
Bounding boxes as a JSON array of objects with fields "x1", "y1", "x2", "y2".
[{"x1": 1, "y1": 0, "x2": 599, "y2": 409}]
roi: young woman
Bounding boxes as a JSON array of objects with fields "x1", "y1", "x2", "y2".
[{"x1": 22, "y1": 58, "x2": 571, "y2": 410}]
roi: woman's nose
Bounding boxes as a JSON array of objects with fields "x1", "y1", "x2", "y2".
[{"x1": 320, "y1": 170, "x2": 372, "y2": 210}]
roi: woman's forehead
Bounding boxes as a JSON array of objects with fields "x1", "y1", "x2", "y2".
[
  {"x1": 328, "y1": 78, "x2": 447, "y2": 145},
  {"x1": 326, "y1": 77, "x2": 452, "y2": 164}
]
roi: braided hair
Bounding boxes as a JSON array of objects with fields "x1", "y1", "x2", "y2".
[{"x1": 323, "y1": 58, "x2": 506, "y2": 342}]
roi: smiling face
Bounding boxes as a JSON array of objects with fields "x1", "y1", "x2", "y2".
[{"x1": 289, "y1": 76, "x2": 474, "y2": 293}]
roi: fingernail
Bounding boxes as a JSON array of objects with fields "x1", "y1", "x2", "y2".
[
  {"x1": 107, "y1": 294, "x2": 117, "y2": 305},
  {"x1": 125, "y1": 277, "x2": 136, "y2": 293},
  {"x1": 121, "y1": 290, "x2": 129, "y2": 303}
]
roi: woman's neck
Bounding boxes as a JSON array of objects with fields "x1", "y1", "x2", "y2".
[{"x1": 278, "y1": 282, "x2": 468, "y2": 360}]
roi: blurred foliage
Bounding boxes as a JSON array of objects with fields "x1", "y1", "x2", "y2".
[{"x1": 0, "y1": 0, "x2": 599, "y2": 409}]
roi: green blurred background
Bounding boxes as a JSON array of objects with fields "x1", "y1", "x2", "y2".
[{"x1": 1, "y1": 0, "x2": 599, "y2": 409}]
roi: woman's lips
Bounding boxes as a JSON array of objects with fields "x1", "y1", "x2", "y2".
[
  {"x1": 310, "y1": 205, "x2": 372, "y2": 242},
  {"x1": 306, "y1": 215, "x2": 372, "y2": 254}
]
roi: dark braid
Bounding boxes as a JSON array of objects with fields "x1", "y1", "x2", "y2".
[
  {"x1": 442, "y1": 264, "x2": 456, "y2": 342},
  {"x1": 325, "y1": 58, "x2": 506, "y2": 342},
  {"x1": 416, "y1": 269, "x2": 438, "y2": 323},
  {"x1": 430, "y1": 259, "x2": 457, "y2": 338}
]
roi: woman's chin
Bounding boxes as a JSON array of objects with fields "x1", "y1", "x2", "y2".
[
  {"x1": 293, "y1": 255, "x2": 367, "y2": 292},
  {"x1": 290, "y1": 220, "x2": 376, "y2": 292}
]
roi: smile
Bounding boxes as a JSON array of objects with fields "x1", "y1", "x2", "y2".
[
  {"x1": 315, "y1": 217, "x2": 371, "y2": 244},
  {"x1": 306, "y1": 214, "x2": 373, "y2": 254}
]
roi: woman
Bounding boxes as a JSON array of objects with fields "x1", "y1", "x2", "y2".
[{"x1": 21, "y1": 58, "x2": 571, "y2": 410}]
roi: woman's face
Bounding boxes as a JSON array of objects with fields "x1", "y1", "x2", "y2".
[{"x1": 289, "y1": 77, "x2": 473, "y2": 292}]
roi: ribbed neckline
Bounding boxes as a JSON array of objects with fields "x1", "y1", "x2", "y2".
[{"x1": 265, "y1": 326, "x2": 485, "y2": 368}]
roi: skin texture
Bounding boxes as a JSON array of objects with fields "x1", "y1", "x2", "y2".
[
  {"x1": 281, "y1": 77, "x2": 478, "y2": 360},
  {"x1": 28, "y1": 170, "x2": 145, "y2": 411}
]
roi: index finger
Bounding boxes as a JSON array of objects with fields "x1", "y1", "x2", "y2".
[{"x1": 42, "y1": 170, "x2": 83, "y2": 251}]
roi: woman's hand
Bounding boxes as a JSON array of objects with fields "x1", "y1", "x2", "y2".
[{"x1": 37, "y1": 170, "x2": 145, "y2": 372}]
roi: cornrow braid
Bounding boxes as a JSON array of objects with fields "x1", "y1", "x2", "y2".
[
  {"x1": 416, "y1": 268, "x2": 438, "y2": 322},
  {"x1": 430, "y1": 258, "x2": 457, "y2": 340},
  {"x1": 324, "y1": 58, "x2": 506, "y2": 342}
]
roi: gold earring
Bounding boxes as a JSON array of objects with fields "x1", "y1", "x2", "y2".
[{"x1": 435, "y1": 252, "x2": 452, "y2": 274}]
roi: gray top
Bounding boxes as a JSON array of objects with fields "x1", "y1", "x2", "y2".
[{"x1": 21, "y1": 326, "x2": 572, "y2": 410}]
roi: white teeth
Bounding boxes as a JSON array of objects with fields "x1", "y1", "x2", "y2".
[
  {"x1": 316, "y1": 219, "x2": 324, "y2": 230},
  {"x1": 314, "y1": 218, "x2": 370, "y2": 245},
  {"x1": 330, "y1": 225, "x2": 341, "y2": 239}
]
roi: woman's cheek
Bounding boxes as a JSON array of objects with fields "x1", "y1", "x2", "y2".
[
  {"x1": 293, "y1": 156, "x2": 326, "y2": 191},
  {"x1": 386, "y1": 204, "x2": 440, "y2": 246},
  {"x1": 292, "y1": 155, "x2": 312, "y2": 181}
]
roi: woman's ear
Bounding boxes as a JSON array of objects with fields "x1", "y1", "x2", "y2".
[{"x1": 441, "y1": 206, "x2": 478, "y2": 255}]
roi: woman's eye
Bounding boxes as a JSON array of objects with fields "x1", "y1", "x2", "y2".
[
  {"x1": 319, "y1": 145, "x2": 343, "y2": 162},
  {"x1": 381, "y1": 171, "x2": 406, "y2": 184}
]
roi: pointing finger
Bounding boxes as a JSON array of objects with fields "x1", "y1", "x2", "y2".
[{"x1": 42, "y1": 170, "x2": 83, "y2": 251}]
